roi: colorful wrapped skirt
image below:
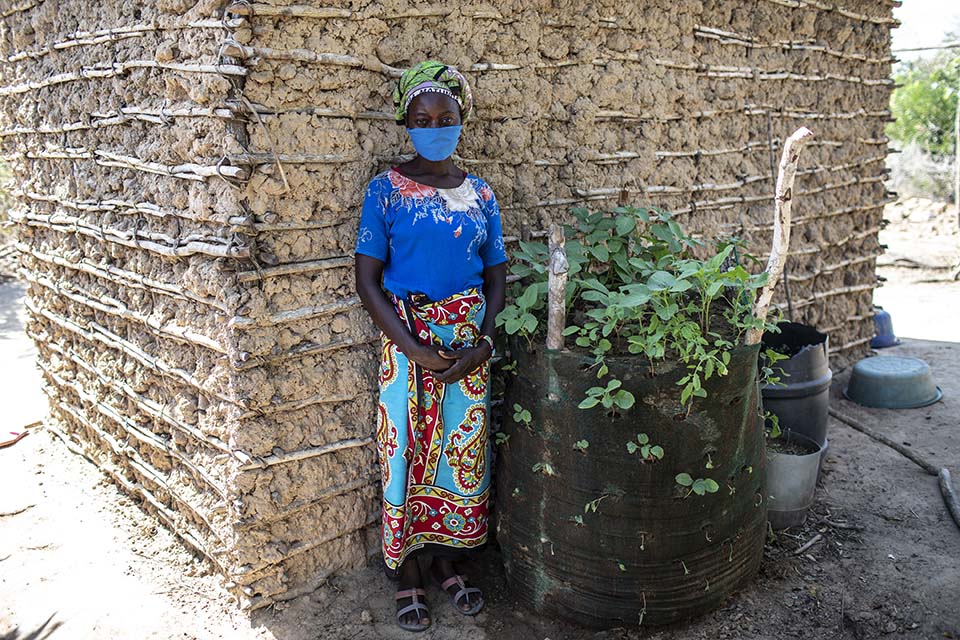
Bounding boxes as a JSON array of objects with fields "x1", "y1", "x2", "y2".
[{"x1": 376, "y1": 287, "x2": 492, "y2": 577}]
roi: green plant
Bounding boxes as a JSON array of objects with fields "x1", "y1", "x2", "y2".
[
  {"x1": 626, "y1": 433, "x2": 664, "y2": 462},
  {"x1": 584, "y1": 494, "x2": 609, "y2": 513},
  {"x1": 497, "y1": 205, "x2": 777, "y2": 413},
  {"x1": 578, "y1": 378, "x2": 634, "y2": 412},
  {"x1": 512, "y1": 403, "x2": 532, "y2": 426},
  {"x1": 675, "y1": 473, "x2": 720, "y2": 497},
  {"x1": 760, "y1": 348, "x2": 790, "y2": 438},
  {"x1": 531, "y1": 462, "x2": 555, "y2": 476}
]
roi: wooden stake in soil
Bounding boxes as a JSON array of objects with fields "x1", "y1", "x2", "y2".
[
  {"x1": 546, "y1": 224, "x2": 568, "y2": 351},
  {"x1": 746, "y1": 126, "x2": 814, "y2": 345}
]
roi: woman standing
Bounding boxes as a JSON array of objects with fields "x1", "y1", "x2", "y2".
[{"x1": 354, "y1": 61, "x2": 507, "y2": 632}]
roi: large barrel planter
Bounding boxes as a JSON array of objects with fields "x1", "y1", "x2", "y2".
[{"x1": 495, "y1": 343, "x2": 767, "y2": 628}]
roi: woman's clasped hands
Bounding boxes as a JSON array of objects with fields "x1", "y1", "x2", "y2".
[{"x1": 406, "y1": 342, "x2": 492, "y2": 384}]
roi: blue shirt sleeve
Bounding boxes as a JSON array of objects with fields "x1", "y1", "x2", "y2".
[
  {"x1": 478, "y1": 185, "x2": 508, "y2": 268},
  {"x1": 355, "y1": 177, "x2": 389, "y2": 261}
]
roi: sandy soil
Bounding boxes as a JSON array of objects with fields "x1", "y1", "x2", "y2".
[{"x1": 1, "y1": 199, "x2": 959, "y2": 640}]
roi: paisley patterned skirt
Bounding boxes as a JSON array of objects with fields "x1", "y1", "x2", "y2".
[{"x1": 377, "y1": 287, "x2": 491, "y2": 577}]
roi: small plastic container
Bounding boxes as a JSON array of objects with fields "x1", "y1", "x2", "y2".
[
  {"x1": 870, "y1": 307, "x2": 900, "y2": 349},
  {"x1": 844, "y1": 356, "x2": 942, "y2": 409}
]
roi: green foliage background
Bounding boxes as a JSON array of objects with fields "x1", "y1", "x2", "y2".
[
  {"x1": 887, "y1": 51, "x2": 959, "y2": 157},
  {"x1": 886, "y1": 42, "x2": 959, "y2": 200}
]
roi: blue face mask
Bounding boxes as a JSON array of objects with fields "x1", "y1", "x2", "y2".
[{"x1": 406, "y1": 125, "x2": 462, "y2": 161}]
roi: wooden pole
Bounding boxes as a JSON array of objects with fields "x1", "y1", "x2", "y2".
[
  {"x1": 830, "y1": 408, "x2": 960, "y2": 532},
  {"x1": 746, "y1": 126, "x2": 814, "y2": 345},
  {"x1": 546, "y1": 224, "x2": 568, "y2": 351}
]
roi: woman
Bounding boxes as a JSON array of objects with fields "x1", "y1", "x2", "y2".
[{"x1": 354, "y1": 61, "x2": 507, "y2": 632}]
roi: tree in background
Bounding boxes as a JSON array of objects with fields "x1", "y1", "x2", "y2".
[
  {"x1": 888, "y1": 54, "x2": 958, "y2": 156},
  {"x1": 886, "y1": 44, "x2": 959, "y2": 202}
]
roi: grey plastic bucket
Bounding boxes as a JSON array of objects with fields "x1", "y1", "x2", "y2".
[{"x1": 766, "y1": 431, "x2": 822, "y2": 529}]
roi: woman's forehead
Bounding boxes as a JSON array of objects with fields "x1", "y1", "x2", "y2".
[{"x1": 407, "y1": 92, "x2": 460, "y2": 114}]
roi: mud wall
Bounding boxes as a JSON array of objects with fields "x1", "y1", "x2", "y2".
[{"x1": 0, "y1": 0, "x2": 895, "y2": 610}]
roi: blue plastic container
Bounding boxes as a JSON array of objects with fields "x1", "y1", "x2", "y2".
[
  {"x1": 844, "y1": 356, "x2": 942, "y2": 409},
  {"x1": 870, "y1": 307, "x2": 900, "y2": 348}
]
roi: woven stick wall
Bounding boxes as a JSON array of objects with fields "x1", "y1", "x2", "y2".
[{"x1": 0, "y1": 0, "x2": 895, "y2": 609}]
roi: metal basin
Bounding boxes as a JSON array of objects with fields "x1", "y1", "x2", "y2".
[{"x1": 843, "y1": 356, "x2": 942, "y2": 409}]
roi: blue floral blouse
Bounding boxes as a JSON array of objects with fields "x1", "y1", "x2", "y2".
[{"x1": 355, "y1": 168, "x2": 508, "y2": 302}]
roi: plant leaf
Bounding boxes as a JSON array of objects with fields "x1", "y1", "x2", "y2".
[
  {"x1": 675, "y1": 473, "x2": 694, "y2": 487},
  {"x1": 578, "y1": 396, "x2": 601, "y2": 409}
]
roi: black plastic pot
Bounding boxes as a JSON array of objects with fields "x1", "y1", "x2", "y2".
[
  {"x1": 495, "y1": 343, "x2": 767, "y2": 628},
  {"x1": 761, "y1": 322, "x2": 832, "y2": 463}
]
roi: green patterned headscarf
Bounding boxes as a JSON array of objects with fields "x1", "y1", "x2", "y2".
[{"x1": 392, "y1": 61, "x2": 474, "y2": 125}]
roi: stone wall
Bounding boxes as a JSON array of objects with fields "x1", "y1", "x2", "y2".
[{"x1": 0, "y1": 0, "x2": 895, "y2": 609}]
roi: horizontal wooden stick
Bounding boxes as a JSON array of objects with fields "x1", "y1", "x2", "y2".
[
  {"x1": 46, "y1": 400, "x2": 231, "y2": 559},
  {"x1": 21, "y1": 268, "x2": 228, "y2": 354},
  {"x1": 233, "y1": 219, "x2": 344, "y2": 234},
  {"x1": 24, "y1": 298, "x2": 244, "y2": 410},
  {"x1": 44, "y1": 419, "x2": 228, "y2": 573},
  {"x1": 776, "y1": 283, "x2": 876, "y2": 312},
  {"x1": 228, "y1": 152, "x2": 359, "y2": 165},
  {"x1": 39, "y1": 362, "x2": 230, "y2": 501},
  {"x1": 229, "y1": 296, "x2": 361, "y2": 328},
  {"x1": 235, "y1": 334, "x2": 378, "y2": 370},
  {"x1": 0, "y1": 1, "x2": 36, "y2": 19},
  {"x1": 239, "y1": 511, "x2": 379, "y2": 593},
  {"x1": 234, "y1": 255, "x2": 352, "y2": 281},
  {"x1": 2, "y1": 19, "x2": 240, "y2": 63},
  {"x1": 818, "y1": 311, "x2": 878, "y2": 336},
  {"x1": 19, "y1": 243, "x2": 230, "y2": 313},
  {"x1": 225, "y1": 101, "x2": 394, "y2": 121},
  {"x1": 0, "y1": 60, "x2": 246, "y2": 97},
  {"x1": 225, "y1": 2, "x2": 504, "y2": 21},
  {"x1": 238, "y1": 392, "x2": 363, "y2": 420},
  {"x1": 238, "y1": 437, "x2": 373, "y2": 471},
  {"x1": 8, "y1": 147, "x2": 247, "y2": 181},
  {"x1": 97, "y1": 149, "x2": 246, "y2": 181},
  {"x1": 10, "y1": 210, "x2": 250, "y2": 259},
  {"x1": 14, "y1": 188, "x2": 233, "y2": 225},
  {"x1": 831, "y1": 335, "x2": 874, "y2": 353},
  {"x1": 759, "y1": 0, "x2": 899, "y2": 25},
  {"x1": 564, "y1": 154, "x2": 887, "y2": 201},
  {"x1": 237, "y1": 474, "x2": 378, "y2": 529},
  {"x1": 745, "y1": 200, "x2": 893, "y2": 230},
  {"x1": 656, "y1": 59, "x2": 894, "y2": 86},
  {"x1": 782, "y1": 253, "x2": 882, "y2": 283},
  {"x1": 234, "y1": 101, "x2": 890, "y2": 124},
  {"x1": 693, "y1": 25, "x2": 894, "y2": 64},
  {"x1": 221, "y1": 42, "x2": 405, "y2": 77},
  {"x1": 32, "y1": 331, "x2": 240, "y2": 458}
]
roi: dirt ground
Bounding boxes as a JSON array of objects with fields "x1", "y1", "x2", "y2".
[{"x1": 1, "y1": 198, "x2": 959, "y2": 640}]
